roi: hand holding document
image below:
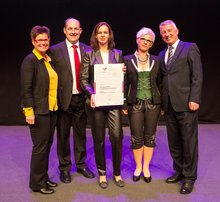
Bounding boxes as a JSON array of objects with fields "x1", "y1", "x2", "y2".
[{"x1": 94, "y1": 63, "x2": 124, "y2": 107}]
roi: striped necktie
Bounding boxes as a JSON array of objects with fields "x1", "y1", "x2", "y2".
[{"x1": 167, "y1": 46, "x2": 174, "y2": 66}]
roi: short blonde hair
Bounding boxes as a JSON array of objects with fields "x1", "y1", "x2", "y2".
[{"x1": 136, "y1": 27, "x2": 155, "y2": 42}]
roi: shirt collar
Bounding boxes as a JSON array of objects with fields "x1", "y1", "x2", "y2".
[
  {"x1": 65, "y1": 39, "x2": 80, "y2": 49},
  {"x1": 32, "y1": 49, "x2": 51, "y2": 62},
  {"x1": 168, "y1": 39, "x2": 180, "y2": 50},
  {"x1": 134, "y1": 50, "x2": 149, "y2": 59}
]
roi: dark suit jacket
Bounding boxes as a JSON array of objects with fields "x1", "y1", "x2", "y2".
[
  {"x1": 124, "y1": 54, "x2": 162, "y2": 106},
  {"x1": 20, "y1": 53, "x2": 56, "y2": 114},
  {"x1": 80, "y1": 48, "x2": 124, "y2": 99},
  {"x1": 158, "y1": 41, "x2": 203, "y2": 112},
  {"x1": 49, "y1": 41, "x2": 90, "y2": 111}
]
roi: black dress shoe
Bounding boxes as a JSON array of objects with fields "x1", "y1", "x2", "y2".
[
  {"x1": 38, "y1": 187, "x2": 55, "y2": 194},
  {"x1": 99, "y1": 181, "x2": 108, "y2": 189},
  {"x1": 77, "y1": 167, "x2": 95, "y2": 179},
  {"x1": 114, "y1": 179, "x2": 125, "y2": 187},
  {"x1": 133, "y1": 175, "x2": 141, "y2": 182},
  {"x1": 46, "y1": 180, "x2": 58, "y2": 187},
  {"x1": 180, "y1": 182, "x2": 194, "y2": 194},
  {"x1": 144, "y1": 176, "x2": 152, "y2": 183},
  {"x1": 166, "y1": 173, "x2": 183, "y2": 184},
  {"x1": 60, "y1": 171, "x2": 71, "y2": 183}
]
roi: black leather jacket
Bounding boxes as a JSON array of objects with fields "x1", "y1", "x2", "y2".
[{"x1": 80, "y1": 48, "x2": 124, "y2": 99}]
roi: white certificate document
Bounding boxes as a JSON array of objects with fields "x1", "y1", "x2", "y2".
[{"x1": 94, "y1": 63, "x2": 124, "y2": 107}]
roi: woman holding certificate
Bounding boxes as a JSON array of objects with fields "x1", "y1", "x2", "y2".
[
  {"x1": 124, "y1": 27, "x2": 161, "y2": 183},
  {"x1": 80, "y1": 21, "x2": 125, "y2": 189}
]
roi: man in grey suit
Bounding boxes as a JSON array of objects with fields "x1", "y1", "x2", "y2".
[
  {"x1": 49, "y1": 18, "x2": 95, "y2": 183},
  {"x1": 158, "y1": 19, "x2": 203, "y2": 194}
]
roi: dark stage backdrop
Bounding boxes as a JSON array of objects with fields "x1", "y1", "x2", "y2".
[{"x1": 0, "y1": 0, "x2": 219, "y2": 124}]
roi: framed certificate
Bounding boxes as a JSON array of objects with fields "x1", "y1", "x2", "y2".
[{"x1": 94, "y1": 63, "x2": 124, "y2": 107}]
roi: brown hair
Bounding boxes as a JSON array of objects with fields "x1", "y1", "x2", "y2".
[
  {"x1": 30, "y1": 25, "x2": 50, "y2": 40},
  {"x1": 90, "y1": 22, "x2": 115, "y2": 51}
]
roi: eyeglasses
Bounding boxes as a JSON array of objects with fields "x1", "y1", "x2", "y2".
[
  {"x1": 34, "y1": 39, "x2": 49, "y2": 43},
  {"x1": 139, "y1": 37, "x2": 153, "y2": 43}
]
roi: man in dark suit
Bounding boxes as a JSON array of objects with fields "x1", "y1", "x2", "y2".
[
  {"x1": 49, "y1": 18, "x2": 95, "y2": 183},
  {"x1": 158, "y1": 20, "x2": 203, "y2": 194}
]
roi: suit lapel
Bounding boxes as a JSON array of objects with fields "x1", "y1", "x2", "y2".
[
  {"x1": 61, "y1": 41, "x2": 72, "y2": 74},
  {"x1": 149, "y1": 55, "x2": 153, "y2": 67},
  {"x1": 93, "y1": 49, "x2": 119, "y2": 64},
  {"x1": 172, "y1": 41, "x2": 184, "y2": 63},
  {"x1": 131, "y1": 54, "x2": 137, "y2": 65},
  {"x1": 167, "y1": 41, "x2": 184, "y2": 70},
  {"x1": 130, "y1": 54, "x2": 138, "y2": 71},
  {"x1": 94, "y1": 50, "x2": 103, "y2": 64},
  {"x1": 109, "y1": 49, "x2": 116, "y2": 63},
  {"x1": 161, "y1": 49, "x2": 167, "y2": 71},
  {"x1": 79, "y1": 43, "x2": 87, "y2": 59}
]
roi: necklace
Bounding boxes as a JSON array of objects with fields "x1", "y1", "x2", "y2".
[{"x1": 137, "y1": 55, "x2": 148, "y2": 65}]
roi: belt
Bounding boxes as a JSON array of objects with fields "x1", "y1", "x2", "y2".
[{"x1": 136, "y1": 98, "x2": 153, "y2": 104}]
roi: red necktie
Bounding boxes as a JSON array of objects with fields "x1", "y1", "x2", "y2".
[{"x1": 73, "y1": 44, "x2": 81, "y2": 92}]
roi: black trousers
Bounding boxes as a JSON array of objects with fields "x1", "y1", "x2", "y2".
[
  {"x1": 57, "y1": 94, "x2": 87, "y2": 171},
  {"x1": 29, "y1": 111, "x2": 57, "y2": 191},
  {"x1": 165, "y1": 102, "x2": 198, "y2": 182},
  {"x1": 128, "y1": 99, "x2": 161, "y2": 149},
  {"x1": 87, "y1": 106, "x2": 123, "y2": 176}
]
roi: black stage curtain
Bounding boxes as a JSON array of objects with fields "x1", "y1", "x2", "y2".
[{"x1": 0, "y1": 1, "x2": 219, "y2": 124}]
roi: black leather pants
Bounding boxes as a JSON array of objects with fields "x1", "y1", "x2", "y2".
[{"x1": 87, "y1": 106, "x2": 123, "y2": 176}]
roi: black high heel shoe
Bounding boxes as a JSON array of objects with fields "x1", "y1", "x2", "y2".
[
  {"x1": 143, "y1": 176, "x2": 152, "y2": 183},
  {"x1": 133, "y1": 174, "x2": 141, "y2": 182}
]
